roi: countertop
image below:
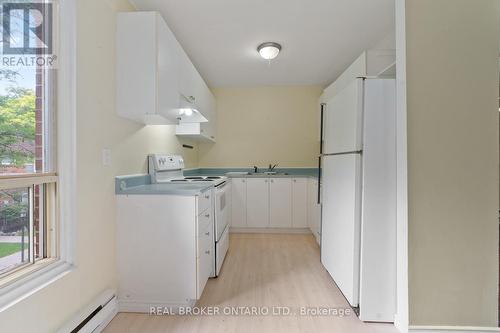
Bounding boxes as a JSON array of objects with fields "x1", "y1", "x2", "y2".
[
  {"x1": 115, "y1": 175, "x2": 213, "y2": 196},
  {"x1": 184, "y1": 168, "x2": 318, "y2": 179},
  {"x1": 115, "y1": 168, "x2": 318, "y2": 196}
]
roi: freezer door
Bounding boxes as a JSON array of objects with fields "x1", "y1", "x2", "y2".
[
  {"x1": 320, "y1": 153, "x2": 362, "y2": 307},
  {"x1": 323, "y1": 78, "x2": 364, "y2": 154}
]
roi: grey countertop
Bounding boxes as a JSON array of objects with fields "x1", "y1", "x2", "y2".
[
  {"x1": 115, "y1": 168, "x2": 318, "y2": 196},
  {"x1": 116, "y1": 182, "x2": 213, "y2": 196}
]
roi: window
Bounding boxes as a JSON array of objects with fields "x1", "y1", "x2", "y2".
[
  {"x1": 0, "y1": 0, "x2": 64, "y2": 287},
  {"x1": 0, "y1": 69, "x2": 58, "y2": 280}
]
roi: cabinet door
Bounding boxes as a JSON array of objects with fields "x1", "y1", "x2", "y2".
[
  {"x1": 156, "y1": 14, "x2": 180, "y2": 119},
  {"x1": 200, "y1": 92, "x2": 217, "y2": 141},
  {"x1": 231, "y1": 178, "x2": 247, "y2": 227},
  {"x1": 292, "y1": 178, "x2": 308, "y2": 228},
  {"x1": 269, "y1": 178, "x2": 292, "y2": 228},
  {"x1": 246, "y1": 178, "x2": 269, "y2": 228},
  {"x1": 308, "y1": 179, "x2": 321, "y2": 244}
]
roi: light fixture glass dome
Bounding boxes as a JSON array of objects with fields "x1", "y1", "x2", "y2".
[{"x1": 257, "y1": 42, "x2": 281, "y2": 60}]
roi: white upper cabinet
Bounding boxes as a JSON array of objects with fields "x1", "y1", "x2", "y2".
[{"x1": 117, "y1": 12, "x2": 216, "y2": 127}]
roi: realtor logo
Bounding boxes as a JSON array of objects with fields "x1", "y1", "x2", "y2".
[{"x1": 2, "y1": 2, "x2": 53, "y2": 55}]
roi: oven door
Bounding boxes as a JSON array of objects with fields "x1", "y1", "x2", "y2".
[{"x1": 215, "y1": 182, "x2": 229, "y2": 242}]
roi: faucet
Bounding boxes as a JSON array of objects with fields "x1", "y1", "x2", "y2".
[
  {"x1": 268, "y1": 163, "x2": 278, "y2": 172},
  {"x1": 253, "y1": 166, "x2": 259, "y2": 173}
]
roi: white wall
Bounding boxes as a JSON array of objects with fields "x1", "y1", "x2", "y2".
[{"x1": 0, "y1": 1, "x2": 197, "y2": 331}]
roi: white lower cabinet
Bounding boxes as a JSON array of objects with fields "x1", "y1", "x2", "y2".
[
  {"x1": 247, "y1": 178, "x2": 270, "y2": 228},
  {"x1": 231, "y1": 178, "x2": 247, "y2": 227},
  {"x1": 230, "y1": 177, "x2": 313, "y2": 231},
  {"x1": 116, "y1": 190, "x2": 214, "y2": 312},
  {"x1": 292, "y1": 178, "x2": 308, "y2": 228},
  {"x1": 269, "y1": 178, "x2": 292, "y2": 228},
  {"x1": 307, "y1": 178, "x2": 321, "y2": 245}
]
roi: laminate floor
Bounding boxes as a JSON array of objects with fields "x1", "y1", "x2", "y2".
[{"x1": 104, "y1": 233, "x2": 399, "y2": 333}]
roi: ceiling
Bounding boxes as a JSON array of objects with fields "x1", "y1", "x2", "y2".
[{"x1": 130, "y1": 0, "x2": 395, "y2": 88}]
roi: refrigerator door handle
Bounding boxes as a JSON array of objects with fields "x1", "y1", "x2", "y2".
[
  {"x1": 318, "y1": 103, "x2": 326, "y2": 204},
  {"x1": 321, "y1": 150, "x2": 362, "y2": 157}
]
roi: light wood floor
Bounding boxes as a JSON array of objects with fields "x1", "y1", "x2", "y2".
[{"x1": 104, "y1": 233, "x2": 399, "y2": 333}]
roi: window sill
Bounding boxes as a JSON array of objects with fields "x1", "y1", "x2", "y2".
[{"x1": 0, "y1": 259, "x2": 74, "y2": 313}]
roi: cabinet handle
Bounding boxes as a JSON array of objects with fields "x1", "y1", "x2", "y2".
[
  {"x1": 242, "y1": 179, "x2": 245, "y2": 183},
  {"x1": 293, "y1": 179, "x2": 297, "y2": 182},
  {"x1": 265, "y1": 180, "x2": 268, "y2": 183},
  {"x1": 205, "y1": 213, "x2": 210, "y2": 218},
  {"x1": 205, "y1": 232, "x2": 210, "y2": 236},
  {"x1": 205, "y1": 194, "x2": 210, "y2": 199},
  {"x1": 271, "y1": 179, "x2": 274, "y2": 183},
  {"x1": 205, "y1": 250, "x2": 210, "y2": 255},
  {"x1": 188, "y1": 95, "x2": 196, "y2": 102}
]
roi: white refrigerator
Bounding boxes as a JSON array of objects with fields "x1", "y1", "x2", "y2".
[{"x1": 319, "y1": 78, "x2": 396, "y2": 322}]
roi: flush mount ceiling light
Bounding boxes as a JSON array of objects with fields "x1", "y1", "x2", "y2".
[{"x1": 257, "y1": 42, "x2": 281, "y2": 60}]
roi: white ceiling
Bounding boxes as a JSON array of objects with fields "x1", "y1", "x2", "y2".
[{"x1": 130, "y1": 0, "x2": 395, "y2": 88}]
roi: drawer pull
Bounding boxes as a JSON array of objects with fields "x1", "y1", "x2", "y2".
[
  {"x1": 204, "y1": 194, "x2": 210, "y2": 199},
  {"x1": 205, "y1": 232, "x2": 210, "y2": 236},
  {"x1": 205, "y1": 213, "x2": 210, "y2": 218},
  {"x1": 205, "y1": 250, "x2": 210, "y2": 255}
]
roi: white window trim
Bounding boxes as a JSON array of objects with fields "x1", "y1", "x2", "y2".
[{"x1": 0, "y1": 0, "x2": 77, "y2": 312}]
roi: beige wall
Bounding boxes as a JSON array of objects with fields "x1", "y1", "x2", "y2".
[
  {"x1": 405, "y1": 0, "x2": 499, "y2": 326},
  {"x1": 198, "y1": 86, "x2": 322, "y2": 168},
  {"x1": 0, "y1": 1, "x2": 198, "y2": 332}
]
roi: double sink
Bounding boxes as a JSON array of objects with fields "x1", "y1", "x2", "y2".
[{"x1": 235, "y1": 171, "x2": 290, "y2": 177}]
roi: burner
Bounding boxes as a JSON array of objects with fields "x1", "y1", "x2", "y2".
[
  {"x1": 184, "y1": 176, "x2": 204, "y2": 180},
  {"x1": 206, "y1": 176, "x2": 222, "y2": 179},
  {"x1": 193, "y1": 179, "x2": 214, "y2": 182},
  {"x1": 171, "y1": 179, "x2": 188, "y2": 182}
]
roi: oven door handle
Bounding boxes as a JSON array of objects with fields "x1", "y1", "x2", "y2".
[{"x1": 215, "y1": 181, "x2": 227, "y2": 189}]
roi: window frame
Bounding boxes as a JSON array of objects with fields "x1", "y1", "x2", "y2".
[{"x1": 0, "y1": 0, "x2": 76, "y2": 312}]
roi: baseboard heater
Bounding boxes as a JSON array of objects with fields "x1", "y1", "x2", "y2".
[{"x1": 56, "y1": 289, "x2": 118, "y2": 333}]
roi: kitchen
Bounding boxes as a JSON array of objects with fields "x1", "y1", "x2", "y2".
[
  {"x1": 0, "y1": 1, "x2": 498, "y2": 333},
  {"x1": 110, "y1": 1, "x2": 397, "y2": 331}
]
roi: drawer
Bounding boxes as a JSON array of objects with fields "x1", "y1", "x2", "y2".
[
  {"x1": 196, "y1": 221, "x2": 213, "y2": 298},
  {"x1": 197, "y1": 224, "x2": 213, "y2": 258},
  {"x1": 197, "y1": 190, "x2": 212, "y2": 215},
  {"x1": 197, "y1": 209, "x2": 213, "y2": 235}
]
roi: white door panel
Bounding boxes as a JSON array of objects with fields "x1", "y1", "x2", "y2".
[
  {"x1": 320, "y1": 154, "x2": 362, "y2": 307},
  {"x1": 323, "y1": 79, "x2": 363, "y2": 153},
  {"x1": 359, "y1": 79, "x2": 397, "y2": 321},
  {"x1": 269, "y1": 178, "x2": 292, "y2": 228},
  {"x1": 292, "y1": 178, "x2": 308, "y2": 228},
  {"x1": 231, "y1": 179, "x2": 247, "y2": 227},
  {"x1": 247, "y1": 178, "x2": 270, "y2": 228}
]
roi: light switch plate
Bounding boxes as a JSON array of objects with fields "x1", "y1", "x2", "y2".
[{"x1": 102, "y1": 148, "x2": 112, "y2": 166}]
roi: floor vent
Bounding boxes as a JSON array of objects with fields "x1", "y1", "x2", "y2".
[{"x1": 57, "y1": 289, "x2": 117, "y2": 333}]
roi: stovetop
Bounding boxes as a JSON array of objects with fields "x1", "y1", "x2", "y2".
[{"x1": 164, "y1": 175, "x2": 227, "y2": 186}]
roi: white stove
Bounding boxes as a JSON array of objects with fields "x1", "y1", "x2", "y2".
[
  {"x1": 148, "y1": 154, "x2": 227, "y2": 187},
  {"x1": 148, "y1": 154, "x2": 230, "y2": 277}
]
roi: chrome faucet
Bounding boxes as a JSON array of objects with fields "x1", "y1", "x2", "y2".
[
  {"x1": 269, "y1": 163, "x2": 278, "y2": 172},
  {"x1": 253, "y1": 166, "x2": 259, "y2": 173}
]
